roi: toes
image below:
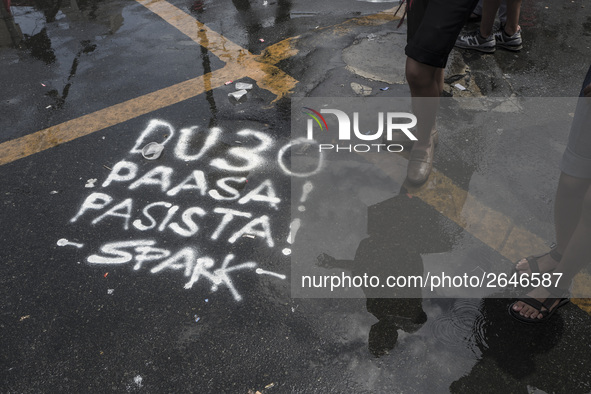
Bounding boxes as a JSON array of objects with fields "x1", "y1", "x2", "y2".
[
  {"x1": 514, "y1": 259, "x2": 530, "y2": 274},
  {"x1": 519, "y1": 304, "x2": 532, "y2": 317},
  {"x1": 512, "y1": 301, "x2": 524, "y2": 311},
  {"x1": 521, "y1": 305, "x2": 533, "y2": 318}
]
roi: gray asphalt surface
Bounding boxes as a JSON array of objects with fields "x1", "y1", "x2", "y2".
[{"x1": 2, "y1": 0, "x2": 591, "y2": 392}]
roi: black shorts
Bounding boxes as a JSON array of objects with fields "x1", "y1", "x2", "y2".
[{"x1": 405, "y1": 0, "x2": 479, "y2": 68}]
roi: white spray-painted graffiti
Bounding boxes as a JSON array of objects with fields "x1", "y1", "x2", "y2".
[{"x1": 59, "y1": 119, "x2": 322, "y2": 301}]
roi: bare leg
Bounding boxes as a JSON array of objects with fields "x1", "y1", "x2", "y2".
[
  {"x1": 405, "y1": 57, "x2": 442, "y2": 184},
  {"x1": 405, "y1": 57, "x2": 441, "y2": 150},
  {"x1": 503, "y1": 0, "x2": 521, "y2": 35},
  {"x1": 480, "y1": 0, "x2": 520, "y2": 37},
  {"x1": 479, "y1": 0, "x2": 501, "y2": 37},
  {"x1": 513, "y1": 179, "x2": 591, "y2": 320},
  {"x1": 554, "y1": 184, "x2": 591, "y2": 287},
  {"x1": 515, "y1": 173, "x2": 591, "y2": 274},
  {"x1": 554, "y1": 173, "x2": 591, "y2": 251}
]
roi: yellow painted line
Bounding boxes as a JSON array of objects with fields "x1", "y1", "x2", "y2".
[
  {"x1": 0, "y1": 67, "x2": 244, "y2": 166},
  {"x1": 0, "y1": 0, "x2": 404, "y2": 166},
  {"x1": 136, "y1": 0, "x2": 297, "y2": 102},
  {"x1": 0, "y1": 0, "x2": 301, "y2": 166}
]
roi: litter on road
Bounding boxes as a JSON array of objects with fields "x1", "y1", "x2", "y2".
[
  {"x1": 235, "y1": 82, "x2": 253, "y2": 90},
  {"x1": 228, "y1": 89, "x2": 248, "y2": 100},
  {"x1": 454, "y1": 83, "x2": 467, "y2": 91},
  {"x1": 141, "y1": 142, "x2": 164, "y2": 160}
]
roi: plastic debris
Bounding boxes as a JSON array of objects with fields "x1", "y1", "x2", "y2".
[
  {"x1": 104, "y1": 272, "x2": 109, "y2": 278},
  {"x1": 367, "y1": 33, "x2": 376, "y2": 41},
  {"x1": 19, "y1": 315, "x2": 30, "y2": 321},
  {"x1": 194, "y1": 315, "x2": 201, "y2": 322},
  {"x1": 259, "y1": 38, "x2": 265, "y2": 42},
  {"x1": 228, "y1": 89, "x2": 248, "y2": 100},
  {"x1": 224, "y1": 80, "x2": 233, "y2": 85},
  {"x1": 454, "y1": 83, "x2": 467, "y2": 91},
  {"x1": 107, "y1": 289, "x2": 114, "y2": 295},
  {"x1": 235, "y1": 82, "x2": 253, "y2": 90},
  {"x1": 263, "y1": 0, "x2": 268, "y2": 5},
  {"x1": 50, "y1": 190, "x2": 58, "y2": 194},
  {"x1": 46, "y1": 105, "x2": 52, "y2": 109},
  {"x1": 205, "y1": 299, "x2": 209, "y2": 302},
  {"x1": 351, "y1": 82, "x2": 372, "y2": 96},
  {"x1": 134, "y1": 376, "x2": 143, "y2": 388},
  {"x1": 85, "y1": 178, "x2": 97, "y2": 188},
  {"x1": 41, "y1": 83, "x2": 46, "y2": 87},
  {"x1": 265, "y1": 383, "x2": 275, "y2": 389},
  {"x1": 141, "y1": 142, "x2": 164, "y2": 160},
  {"x1": 103, "y1": 165, "x2": 112, "y2": 170},
  {"x1": 380, "y1": 87, "x2": 389, "y2": 91}
]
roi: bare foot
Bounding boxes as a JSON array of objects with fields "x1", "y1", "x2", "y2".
[
  {"x1": 514, "y1": 250, "x2": 561, "y2": 276},
  {"x1": 512, "y1": 287, "x2": 560, "y2": 319}
]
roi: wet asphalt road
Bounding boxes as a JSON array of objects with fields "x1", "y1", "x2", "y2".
[{"x1": 2, "y1": 0, "x2": 591, "y2": 392}]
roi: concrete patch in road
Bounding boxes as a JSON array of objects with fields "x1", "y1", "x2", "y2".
[{"x1": 343, "y1": 31, "x2": 406, "y2": 84}]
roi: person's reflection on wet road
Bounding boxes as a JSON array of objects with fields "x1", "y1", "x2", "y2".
[{"x1": 319, "y1": 186, "x2": 460, "y2": 357}]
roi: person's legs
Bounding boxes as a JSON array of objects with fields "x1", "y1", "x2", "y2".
[
  {"x1": 456, "y1": 0, "x2": 521, "y2": 51},
  {"x1": 480, "y1": 0, "x2": 518, "y2": 37},
  {"x1": 479, "y1": 0, "x2": 501, "y2": 37},
  {"x1": 404, "y1": 0, "x2": 478, "y2": 184},
  {"x1": 502, "y1": 0, "x2": 521, "y2": 35},
  {"x1": 554, "y1": 184, "x2": 591, "y2": 286},
  {"x1": 512, "y1": 182, "x2": 591, "y2": 319},
  {"x1": 405, "y1": 59, "x2": 441, "y2": 143},
  {"x1": 511, "y1": 67, "x2": 591, "y2": 321},
  {"x1": 554, "y1": 174, "x2": 591, "y2": 252},
  {"x1": 514, "y1": 173, "x2": 591, "y2": 275},
  {"x1": 405, "y1": 58, "x2": 442, "y2": 183}
]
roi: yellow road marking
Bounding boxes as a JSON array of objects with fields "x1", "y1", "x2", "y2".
[
  {"x1": 0, "y1": 68, "x2": 240, "y2": 166},
  {"x1": 137, "y1": 0, "x2": 298, "y2": 102},
  {"x1": 0, "y1": 0, "x2": 301, "y2": 166},
  {"x1": 0, "y1": 1, "x2": 403, "y2": 167}
]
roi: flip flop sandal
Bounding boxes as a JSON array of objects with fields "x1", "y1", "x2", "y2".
[
  {"x1": 508, "y1": 287, "x2": 570, "y2": 324},
  {"x1": 511, "y1": 248, "x2": 562, "y2": 277}
]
